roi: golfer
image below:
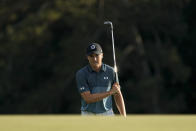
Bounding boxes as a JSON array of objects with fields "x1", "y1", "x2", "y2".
[{"x1": 76, "y1": 43, "x2": 126, "y2": 116}]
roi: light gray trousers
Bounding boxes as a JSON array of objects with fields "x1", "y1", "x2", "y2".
[{"x1": 81, "y1": 109, "x2": 114, "y2": 116}]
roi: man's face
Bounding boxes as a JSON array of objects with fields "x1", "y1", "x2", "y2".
[{"x1": 87, "y1": 53, "x2": 103, "y2": 70}]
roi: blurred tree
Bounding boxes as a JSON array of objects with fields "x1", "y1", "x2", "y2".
[{"x1": 0, "y1": 0, "x2": 194, "y2": 114}]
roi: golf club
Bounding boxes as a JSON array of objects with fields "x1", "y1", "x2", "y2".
[{"x1": 104, "y1": 21, "x2": 119, "y2": 84}]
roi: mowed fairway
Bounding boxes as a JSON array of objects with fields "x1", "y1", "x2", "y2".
[{"x1": 0, "y1": 115, "x2": 195, "y2": 131}]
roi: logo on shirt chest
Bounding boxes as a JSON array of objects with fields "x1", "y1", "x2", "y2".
[{"x1": 104, "y1": 76, "x2": 108, "y2": 80}]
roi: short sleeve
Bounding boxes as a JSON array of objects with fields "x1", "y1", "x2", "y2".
[{"x1": 76, "y1": 70, "x2": 90, "y2": 93}]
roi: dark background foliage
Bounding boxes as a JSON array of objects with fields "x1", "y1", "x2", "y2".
[{"x1": 0, "y1": 0, "x2": 195, "y2": 114}]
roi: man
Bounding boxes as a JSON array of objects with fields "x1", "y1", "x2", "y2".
[{"x1": 76, "y1": 43, "x2": 126, "y2": 116}]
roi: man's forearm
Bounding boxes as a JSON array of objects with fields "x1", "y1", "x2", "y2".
[
  {"x1": 114, "y1": 91, "x2": 126, "y2": 117},
  {"x1": 85, "y1": 91, "x2": 113, "y2": 104}
]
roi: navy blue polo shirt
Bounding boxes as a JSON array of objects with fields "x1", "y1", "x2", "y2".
[{"x1": 76, "y1": 63, "x2": 115, "y2": 113}]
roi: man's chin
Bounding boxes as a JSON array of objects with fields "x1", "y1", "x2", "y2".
[{"x1": 92, "y1": 63, "x2": 101, "y2": 68}]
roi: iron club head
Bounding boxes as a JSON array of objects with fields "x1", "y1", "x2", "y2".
[{"x1": 104, "y1": 21, "x2": 113, "y2": 29}]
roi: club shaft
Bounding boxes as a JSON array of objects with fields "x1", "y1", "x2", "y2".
[
  {"x1": 111, "y1": 27, "x2": 119, "y2": 84},
  {"x1": 104, "y1": 21, "x2": 119, "y2": 84}
]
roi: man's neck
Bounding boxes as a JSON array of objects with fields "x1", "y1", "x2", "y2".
[{"x1": 91, "y1": 65, "x2": 102, "y2": 72}]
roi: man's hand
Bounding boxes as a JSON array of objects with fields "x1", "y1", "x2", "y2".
[{"x1": 110, "y1": 82, "x2": 121, "y2": 95}]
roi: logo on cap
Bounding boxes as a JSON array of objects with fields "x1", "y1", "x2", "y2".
[
  {"x1": 86, "y1": 43, "x2": 102, "y2": 55},
  {"x1": 90, "y1": 45, "x2": 96, "y2": 49}
]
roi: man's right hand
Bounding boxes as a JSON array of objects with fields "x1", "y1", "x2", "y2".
[{"x1": 110, "y1": 83, "x2": 121, "y2": 95}]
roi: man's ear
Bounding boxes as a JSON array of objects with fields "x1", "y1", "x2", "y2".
[{"x1": 86, "y1": 55, "x2": 89, "y2": 60}]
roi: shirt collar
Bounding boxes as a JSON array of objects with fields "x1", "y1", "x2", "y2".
[{"x1": 87, "y1": 63, "x2": 106, "y2": 72}]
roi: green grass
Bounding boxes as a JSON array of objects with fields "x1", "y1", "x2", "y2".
[{"x1": 0, "y1": 115, "x2": 195, "y2": 131}]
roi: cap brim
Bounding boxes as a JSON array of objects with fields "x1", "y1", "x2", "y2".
[{"x1": 87, "y1": 51, "x2": 102, "y2": 56}]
